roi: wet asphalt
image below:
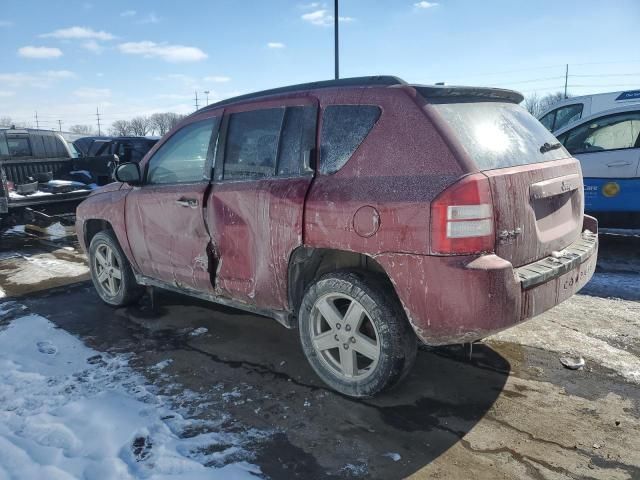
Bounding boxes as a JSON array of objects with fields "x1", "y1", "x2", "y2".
[{"x1": 0, "y1": 225, "x2": 639, "y2": 479}]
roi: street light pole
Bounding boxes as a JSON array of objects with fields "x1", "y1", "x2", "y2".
[
  {"x1": 334, "y1": 0, "x2": 339, "y2": 80},
  {"x1": 204, "y1": 90, "x2": 210, "y2": 106}
]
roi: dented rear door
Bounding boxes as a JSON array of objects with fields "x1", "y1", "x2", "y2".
[{"x1": 207, "y1": 97, "x2": 318, "y2": 310}]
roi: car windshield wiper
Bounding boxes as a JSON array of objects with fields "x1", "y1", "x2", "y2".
[{"x1": 540, "y1": 142, "x2": 562, "y2": 154}]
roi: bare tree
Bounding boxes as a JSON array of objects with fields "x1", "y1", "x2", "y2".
[
  {"x1": 523, "y1": 91, "x2": 571, "y2": 117},
  {"x1": 69, "y1": 124, "x2": 95, "y2": 135},
  {"x1": 129, "y1": 116, "x2": 151, "y2": 136},
  {"x1": 0, "y1": 116, "x2": 28, "y2": 128},
  {"x1": 150, "y1": 112, "x2": 185, "y2": 136},
  {"x1": 109, "y1": 120, "x2": 133, "y2": 136}
]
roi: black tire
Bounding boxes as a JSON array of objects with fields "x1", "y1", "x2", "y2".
[
  {"x1": 299, "y1": 270, "x2": 417, "y2": 397},
  {"x1": 89, "y1": 230, "x2": 143, "y2": 307}
]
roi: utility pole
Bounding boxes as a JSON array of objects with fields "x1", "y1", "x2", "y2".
[
  {"x1": 58, "y1": 120, "x2": 62, "y2": 132},
  {"x1": 334, "y1": 0, "x2": 339, "y2": 80},
  {"x1": 96, "y1": 107, "x2": 102, "y2": 136},
  {"x1": 564, "y1": 64, "x2": 569, "y2": 99},
  {"x1": 194, "y1": 91, "x2": 199, "y2": 111},
  {"x1": 35, "y1": 111, "x2": 40, "y2": 129},
  {"x1": 204, "y1": 90, "x2": 210, "y2": 106}
]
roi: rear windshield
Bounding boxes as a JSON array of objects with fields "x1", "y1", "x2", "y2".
[{"x1": 432, "y1": 101, "x2": 569, "y2": 170}]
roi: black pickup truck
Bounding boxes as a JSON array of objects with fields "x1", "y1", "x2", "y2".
[{"x1": 0, "y1": 128, "x2": 151, "y2": 229}]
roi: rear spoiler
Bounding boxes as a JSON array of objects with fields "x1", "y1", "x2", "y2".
[{"x1": 412, "y1": 85, "x2": 524, "y2": 104}]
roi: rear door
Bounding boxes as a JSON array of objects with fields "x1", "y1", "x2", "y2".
[
  {"x1": 207, "y1": 98, "x2": 317, "y2": 310},
  {"x1": 433, "y1": 100, "x2": 583, "y2": 267},
  {"x1": 125, "y1": 115, "x2": 220, "y2": 291}
]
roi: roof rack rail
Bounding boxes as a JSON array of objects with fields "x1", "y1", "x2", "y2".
[{"x1": 200, "y1": 75, "x2": 406, "y2": 112}]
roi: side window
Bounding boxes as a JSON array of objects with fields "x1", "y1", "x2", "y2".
[
  {"x1": 7, "y1": 137, "x2": 32, "y2": 157},
  {"x1": 561, "y1": 111, "x2": 640, "y2": 155},
  {"x1": 147, "y1": 117, "x2": 218, "y2": 185},
  {"x1": 553, "y1": 104, "x2": 583, "y2": 131},
  {"x1": 539, "y1": 111, "x2": 556, "y2": 131},
  {"x1": 320, "y1": 105, "x2": 381, "y2": 174},
  {"x1": 223, "y1": 108, "x2": 284, "y2": 180},
  {"x1": 277, "y1": 105, "x2": 317, "y2": 176}
]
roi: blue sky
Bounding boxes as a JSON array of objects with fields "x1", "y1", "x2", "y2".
[{"x1": 1, "y1": 0, "x2": 639, "y2": 131}]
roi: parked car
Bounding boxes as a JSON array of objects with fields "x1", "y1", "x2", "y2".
[
  {"x1": 538, "y1": 89, "x2": 640, "y2": 133},
  {"x1": 0, "y1": 128, "x2": 104, "y2": 228},
  {"x1": 76, "y1": 76, "x2": 598, "y2": 397},
  {"x1": 74, "y1": 136, "x2": 159, "y2": 164},
  {"x1": 554, "y1": 105, "x2": 640, "y2": 227}
]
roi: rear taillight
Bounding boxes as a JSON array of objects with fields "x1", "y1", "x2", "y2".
[
  {"x1": 431, "y1": 173, "x2": 495, "y2": 255},
  {"x1": 7, "y1": 181, "x2": 15, "y2": 192}
]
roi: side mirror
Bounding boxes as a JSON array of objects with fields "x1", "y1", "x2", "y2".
[{"x1": 114, "y1": 162, "x2": 141, "y2": 185}]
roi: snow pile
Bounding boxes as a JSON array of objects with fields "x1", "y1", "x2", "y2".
[
  {"x1": 0, "y1": 287, "x2": 5, "y2": 299},
  {"x1": 2, "y1": 253, "x2": 88, "y2": 285},
  {"x1": 0, "y1": 309, "x2": 262, "y2": 479}
]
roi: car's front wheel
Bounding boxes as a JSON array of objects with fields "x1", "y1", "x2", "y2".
[
  {"x1": 299, "y1": 271, "x2": 417, "y2": 397},
  {"x1": 89, "y1": 230, "x2": 143, "y2": 307}
]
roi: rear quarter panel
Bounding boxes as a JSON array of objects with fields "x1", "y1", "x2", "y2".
[{"x1": 304, "y1": 87, "x2": 464, "y2": 255}]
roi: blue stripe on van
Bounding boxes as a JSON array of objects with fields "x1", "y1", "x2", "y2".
[
  {"x1": 584, "y1": 178, "x2": 640, "y2": 212},
  {"x1": 615, "y1": 90, "x2": 640, "y2": 101}
]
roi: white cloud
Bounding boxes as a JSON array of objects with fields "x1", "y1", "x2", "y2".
[
  {"x1": 82, "y1": 40, "x2": 103, "y2": 53},
  {"x1": 43, "y1": 70, "x2": 76, "y2": 79},
  {"x1": 267, "y1": 42, "x2": 285, "y2": 49},
  {"x1": 203, "y1": 75, "x2": 231, "y2": 83},
  {"x1": 18, "y1": 46, "x2": 63, "y2": 59},
  {"x1": 138, "y1": 13, "x2": 160, "y2": 24},
  {"x1": 0, "y1": 70, "x2": 76, "y2": 88},
  {"x1": 414, "y1": 1, "x2": 439, "y2": 8},
  {"x1": 118, "y1": 41, "x2": 207, "y2": 62},
  {"x1": 301, "y1": 9, "x2": 353, "y2": 26},
  {"x1": 41, "y1": 26, "x2": 114, "y2": 41},
  {"x1": 74, "y1": 87, "x2": 111, "y2": 98},
  {"x1": 0, "y1": 91, "x2": 15, "y2": 97},
  {"x1": 120, "y1": 10, "x2": 137, "y2": 17},
  {"x1": 0, "y1": 20, "x2": 12, "y2": 27}
]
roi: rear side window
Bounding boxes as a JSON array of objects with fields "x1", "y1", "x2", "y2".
[
  {"x1": 320, "y1": 105, "x2": 381, "y2": 174},
  {"x1": 558, "y1": 111, "x2": 640, "y2": 154},
  {"x1": 7, "y1": 137, "x2": 32, "y2": 157},
  {"x1": 224, "y1": 108, "x2": 284, "y2": 180},
  {"x1": 433, "y1": 102, "x2": 569, "y2": 170}
]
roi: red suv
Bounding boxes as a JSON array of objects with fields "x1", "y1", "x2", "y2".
[{"x1": 76, "y1": 76, "x2": 598, "y2": 397}]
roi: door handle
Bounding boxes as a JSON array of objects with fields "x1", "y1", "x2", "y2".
[
  {"x1": 607, "y1": 161, "x2": 631, "y2": 167},
  {"x1": 175, "y1": 198, "x2": 198, "y2": 208}
]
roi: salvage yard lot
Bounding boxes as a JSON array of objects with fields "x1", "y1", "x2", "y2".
[{"x1": 0, "y1": 226, "x2": 639, "y2": 479}]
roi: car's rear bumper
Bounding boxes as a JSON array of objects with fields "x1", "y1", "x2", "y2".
[{"x1": 374, "y1": 215, "x2": 598, "y2": 345}]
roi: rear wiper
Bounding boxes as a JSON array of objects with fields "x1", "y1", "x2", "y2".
[{"x1": 540, "y1": 142, "x2": 562, "y2": 154}]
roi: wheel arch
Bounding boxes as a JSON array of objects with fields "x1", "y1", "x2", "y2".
[{"x1": 287, "y1": 247, "x2": 401, "y2": 317}]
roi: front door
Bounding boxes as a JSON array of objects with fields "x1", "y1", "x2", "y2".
[
  {"x1": 125, "y1": 115, "x2": 220, "y2": 291},
  {"x1": 207, "y1": 98, "x2": 318, "y2": 310}
]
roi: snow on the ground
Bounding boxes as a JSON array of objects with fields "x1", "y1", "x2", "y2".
[
  {"x1": 0, "y1": 307, "x2": 262, "y2": 480},
  {"x1": 1, "y1": 253, "x2": 88, "y2": 285},
  {"x1": 490, "y1": 293, "x2": 640, "y2": 384}
]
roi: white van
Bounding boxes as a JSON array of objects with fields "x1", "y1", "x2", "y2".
[
  {"x1": 538, "y1": 89, "x2": 640, "y2": 133},
  {"x1": 554, "y1": 104, "x2": 640, "y2": 227}
]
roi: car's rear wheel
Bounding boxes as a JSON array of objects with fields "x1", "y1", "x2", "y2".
[
  {"x1": 299, "y1": 271, "x2": 417, "y2": 397},
  {"x1": 89, "y1": 230, "x2": 143, "y2": 307}
]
